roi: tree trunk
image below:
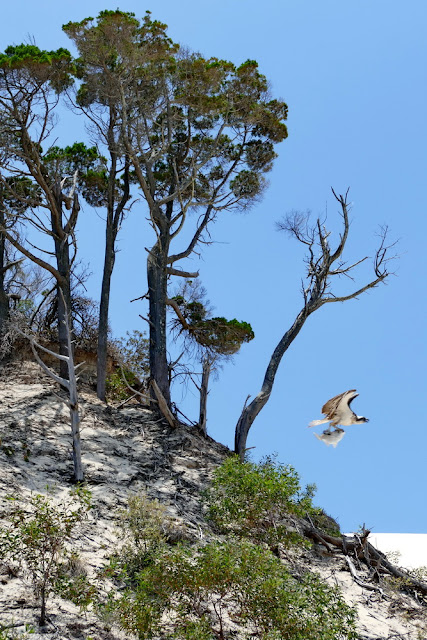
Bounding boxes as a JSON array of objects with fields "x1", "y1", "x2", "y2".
[
  {"x1": 54, "y1": 236, "x2": 72, "y2": 381},
  {"x1": 147, "y1": 239, "x2": 171, "y2": 407},
  {"x1": 198, "y1": 357, "x2": 212, "y2": 436},
  {"x1": 0, "y1": 203, "x2": 9, "y2": 342},
  {"x1": 234, "y1": 307, "x2": 310, "y2": 460},
  {"x1": 0, "y1": 287, "x2": 8, "y2": 343},
  {"x1": 96, "y1": 150, "x2": 129, "y2": 402},
  {"x1": 0, "y1": 231, "x2": 9, "y2": 343},
  {"x1": 67, "y1": 325, "x2": 84, "y2": 482},
  {"x1": 26, "y1": 324, "x2": 84, "y2": 483},
  {"x1": 96, "y1": 224, "x2": 115, "y2": 401},
  {"x1": 39, "y1": 589, "x2": 46, "y2": 627}
]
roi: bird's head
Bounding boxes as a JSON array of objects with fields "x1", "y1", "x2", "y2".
[{"x1": 357, "y1": 416, "x2": 369, "y2": 423}]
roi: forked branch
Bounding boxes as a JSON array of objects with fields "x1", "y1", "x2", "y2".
[{"x1": 234, "y1": 187, "x2": 396, "y2": 459}]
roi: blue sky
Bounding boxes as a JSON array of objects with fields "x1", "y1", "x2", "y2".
[{"x1": 2, "y1": 0, "x2": 426, "y2": 533}]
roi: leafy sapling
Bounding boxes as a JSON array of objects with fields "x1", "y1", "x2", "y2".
[{"x1": 0, "y1": 487, "x2": 91, "y2": 626}]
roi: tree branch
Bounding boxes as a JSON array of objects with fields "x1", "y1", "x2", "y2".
[
  {"x1": 0, "y1": 227, "x2": 62, "y2": 283},
  {"x1": 0, "y1": 257, "x2": 25, "y2": 276},
  {"x1": 166, "y1": 297, "x2": 189, "y2": 330},
  {"x1": 167, "y1": 204, "x2": 215, "y2": 264},
  {"x1": 167, "y1": 267, "x2": 199, "y2": 278}
]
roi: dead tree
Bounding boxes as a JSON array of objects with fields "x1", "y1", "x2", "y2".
[
  {"x1": 234, "y1": 188, "x2": 396, "y2": 460},
  {"x1": 18, "y1": 292, "x2": 84, "y2": 482}
]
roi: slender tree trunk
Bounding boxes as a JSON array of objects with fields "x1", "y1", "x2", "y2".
[
  {"x1": 198, "y1": 357, "x2": 212, "y2": 436},
  {"x1": 0, "y1": 200, "x2": 10, "y2": 341},
  {"x1": 53, "y1": 234, "x2": 72, "y2": 381},
  {"x1": 0, "y1": 286, "x2": 8, "y2": 341},
  {"x1": 147, "y1": 238, "x2": 171, "y2": 407},
  {"x1": 39, "y1": 589, "x2": 46, "y2": 626},
  {"x1": 26, "y1": 315, "x2": 84, "y2": 482},
  {"x1": 96, "y1": 225, "x2": 115, "y2": 401},
  {"x1": 234, "y1": 307, "x2": 310, "y2": 460},
  {"x1": 0, "y1": 223, "x2": 9, "y2": 342},
  {"x1": 96, "y1": 149, "x2": 129, "y2": 401},
  {"x1": 66, "y1": 312, "x2": 84, "y2": 482}
]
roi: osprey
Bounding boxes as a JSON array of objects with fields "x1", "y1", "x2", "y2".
[{"x1": 308, "y1": 389, "x2": 369, "y2": 435}]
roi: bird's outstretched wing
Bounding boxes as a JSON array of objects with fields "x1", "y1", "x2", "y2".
[
  {"x1": 322, "y1": 389, "x2": 358, "y2": 419},
  {"x1": 333, "y1": 390, "x2": 360, "y2": 425}
]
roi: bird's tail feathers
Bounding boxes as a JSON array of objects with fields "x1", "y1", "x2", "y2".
[{"x1": 308, "y1": 418, "x2": 329, "y2": 428}]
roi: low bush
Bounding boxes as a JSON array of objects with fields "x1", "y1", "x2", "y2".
[
  {"x1": 204, "y1": 454, "x2": 319, "y2": 546},
  {"x1": 98, "y1": 488, "x2": 356, "y2": 640},
  {"x1": 107, "y1": 538, "x2": 357, "y2": 640},
  {"x1": 106, "y1": 330, "x2": 149, "y2": 402},
  {"x1": 106, "y1": 368, "x2": 140, "y2": 402}
]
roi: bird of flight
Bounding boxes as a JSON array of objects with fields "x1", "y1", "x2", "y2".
[{"x1": 308, "y1": 390, "x2": 369, "y2": 447}]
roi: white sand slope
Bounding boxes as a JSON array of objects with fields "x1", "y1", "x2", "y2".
[
  {"x1": 0, "y1": 361, "x2": 426, "y2": 639},
  {"x1": 369, "y1": 533, "x2": 427, "y2": 569}
]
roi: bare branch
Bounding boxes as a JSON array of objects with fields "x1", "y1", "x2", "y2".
[
  {"x1": 0, "y1": 257, "x2": 25, "y2": 276},
  {"x1": 14, "y1": 328, "x2": 69, "y2": 388},
  {"x1": 329, "y1": 256, "x2": 369, "y2": 276},
  {"x1": 319, "y1": 276, "x2": 386, "y2": 305},
  {"x1": 167, "y1": 204, "x2": 216, "y2": 264},
  {"x1": 166, "y1": 298, "x2": 189, "y2": 331},
  {"x1": 0, "y1": 227, "x2": 62, "y2": 283},
  {"x1": 27, "y1": 337, "x2": 70, "y2": 363},
  {"x1": 150, "y1": 379, "x2": 177, "y2": 428},
  {"x1": 330, "y1": 187, "x2": 351, "y2": 264},
  {"x1": 276, "y1": 210, "x2": 313, "y2": 245},
  {"x1": 374, "y1": 225, "x2": 399, "y2": 278},
  {"x1": 167, "y1": 267, "x2": 199, "y2": 278},
  {"x1": 118, "y1": 363, "x2": 152, "y2": 404}
]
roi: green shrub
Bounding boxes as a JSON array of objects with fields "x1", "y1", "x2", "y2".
[
  {"x1": 106, "y1": 367, "x2": 139, "y2": 402},
  {"x1": 107, "y1": 330, "x2": 150, "y2": 402},
  {"x1": 101, "y1": 492, "x2": 185, "y2": 585},
  {"x1": 116, "y1": 330, "x2": 150, "y2": 381},
  {"x1": 55, "y1": 550, "x2": 97, "y2": 612},
  {"x1": 99, "y1": 491, "x2": 356, "y2": 640},
  {"x1": 0, "y1": 625, "x2": 34, "y2": 640},
  {"x1": 0, "y1": 487, "x2": 91, "y2": 626},
  {"x1": 309, "y1": 508, "x2": 341, "y2": 537},
  {"x1": 114, "y1": 493, "x2": 170, "y2": 578},
  {"x1": 107, "y1": 539, "x2": 357, "y2": 640},
  {"x1": 204, "y1": 454, "x2": 317, "y2": 546}
]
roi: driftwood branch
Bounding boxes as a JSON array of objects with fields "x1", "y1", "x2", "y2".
[
  {"x1": 114, "y1": 392, "x2": 140, "y2": 410},
  {"x1": 302, "y1": 522, "x2": 427, "y2": 598},
  {"x1": 118, "y1": 363, "x2": 151, "y2": 404},
  {"x1": 151, "y1": 379, "x2": 177, "y2": 428},
  {"x1": 344, "y1": 556, "x2": 385, "y2": 596}
]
